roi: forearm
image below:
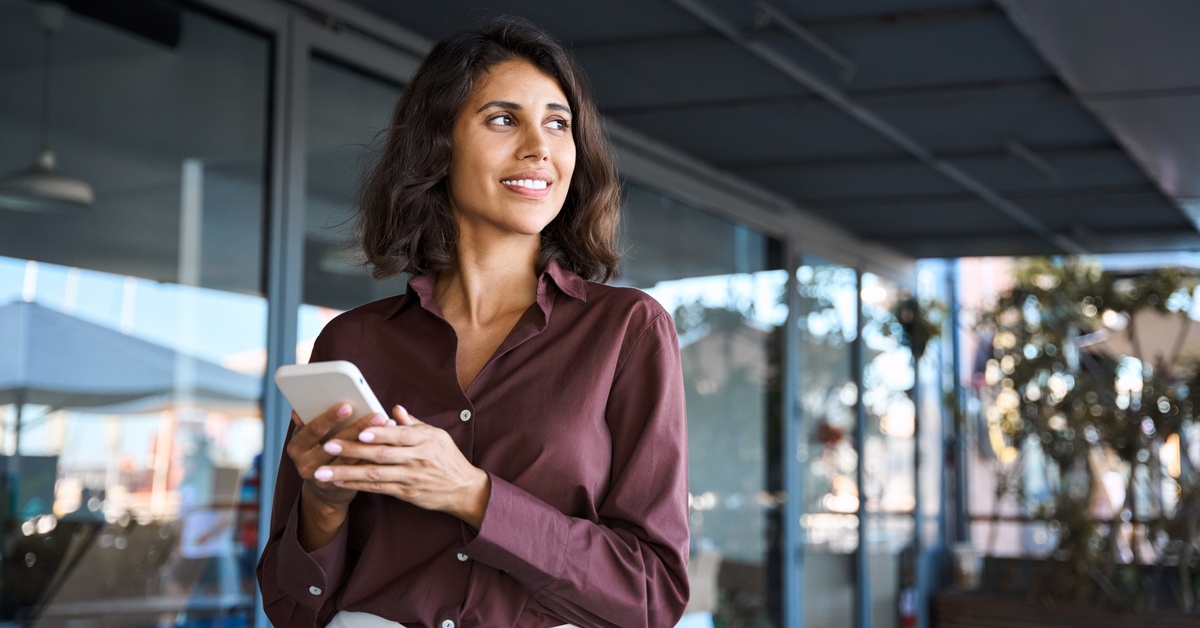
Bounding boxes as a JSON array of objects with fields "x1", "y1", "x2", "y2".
[
  {"x1": 298, "y1": 481, "x2": 349, "y2": 552},
  {"x1": 448, "y1": 468, "x2": 492, "y2": 530},
  {"x1": 461, "y1": 476, "x2": 689, "y2": 627},
  {"x1": 259, "y1": 441, "x2": 351, "y2": 626}
]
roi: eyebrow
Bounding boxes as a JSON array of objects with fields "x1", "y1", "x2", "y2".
[{"x1": 476, "y1": 100, "x2": 573, "y2": 115}]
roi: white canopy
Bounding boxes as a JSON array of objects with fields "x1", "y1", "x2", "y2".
[{"x1": 0, "y1": 300, "x2": 261, "y2": 410}]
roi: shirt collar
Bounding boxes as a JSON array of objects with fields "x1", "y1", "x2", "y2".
[{"x1": 385, "y1": 258, "x2": 588, "y2": 320}]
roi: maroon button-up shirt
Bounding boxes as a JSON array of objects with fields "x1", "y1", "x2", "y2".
[{"x1": 259, "y1": 260, "x2": 690, "y2": 628}]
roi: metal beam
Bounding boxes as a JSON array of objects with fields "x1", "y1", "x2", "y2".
[
  {"x1": 667, "y1": 0, "x2": 1088, "y2": 255},
  {"x1": 788, "y1": 5, "x2": 1005, "y2": 33},
  {"x1": 787, "y1": 183, "x2": 1160, "y2": 210},
  {"x1": 881, "y1": 229, "x2": 1200, "y2": 259},
  {"x1": 715, "y1": 141, "x2": 1119, "y2": 171},
  {"x1": 601, "y1": 76, "x2": 1065, "y2": 116}
]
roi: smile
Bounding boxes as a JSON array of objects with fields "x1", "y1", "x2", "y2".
[{"x1": 500, "y1": 179, "x2": 549, "y2": 190}]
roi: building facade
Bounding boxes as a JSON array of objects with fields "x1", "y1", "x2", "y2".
[{"x1": 0, "y1": 1, "x2": 951, "y2": 626}]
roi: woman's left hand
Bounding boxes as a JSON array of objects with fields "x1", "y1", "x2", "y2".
[{"x1": 315, "y1": 405, "x2": 492, "y2": 528}]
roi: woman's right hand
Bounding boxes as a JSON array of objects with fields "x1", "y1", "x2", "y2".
[{"x1": 286, "y1": 403, "x2": 393, "y2": 512}]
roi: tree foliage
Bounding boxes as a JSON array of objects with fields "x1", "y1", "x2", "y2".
[{"x1": 976, "y1": 257, "x2": 1200, "y2": 611}]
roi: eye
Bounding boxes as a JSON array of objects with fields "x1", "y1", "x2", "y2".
[
  {"x1": 546, "y1": 118, "x2": 572, "y2": 132},
  {"x1": 487, "y1": 113, "x2": 516, "y2": 127}
]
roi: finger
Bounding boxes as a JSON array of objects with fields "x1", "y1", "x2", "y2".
[
  {"x1": 358, "y1": 423, "x2": 429, "y2": 447},
  {"x1": 291, "y1": 410, "x2": 304, "y2": 428},
  {"x1": 310, "y1": 460, "x2": 359, "y2": 483},
  {"x1": 290, "y1": 413, "x2": 385, "y2": 474},
  {"x1": 331, "y1": 480, "x2": 413, "y2": 497},
  {"x1": 315, "y1": 463, "x2": 397, "y2": 485},
  {"x1": 331, "y1": 412, "x2": 392, "y2": 442},
  {"x1": 392, "y1": 405, "x2": 424, "y2": 426},
  {"x1": 292, "y1": 403, "x2": 354, "y2": 446},
  {"x1": 323, "y1": 436, "x2": 419, "y2": 465}
]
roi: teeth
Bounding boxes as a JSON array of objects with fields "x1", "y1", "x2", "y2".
[{"x1": 502, "y1": 179, "x2": 548, "y2": 190}]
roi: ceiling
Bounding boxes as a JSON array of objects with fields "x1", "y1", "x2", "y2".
[{"x1": 339, "y1": 0, "x2": 1200, "y2": 259}]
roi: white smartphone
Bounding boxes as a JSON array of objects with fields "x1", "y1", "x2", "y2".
[{"x1": 274, "y1": 360, "x2": 387, "y2": 425}]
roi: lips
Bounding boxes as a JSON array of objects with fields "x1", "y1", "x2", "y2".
[
  {"x1": 500, "y1": 171, "x2": 553, "y2": 198},
  {"x1": 501, "y1": 178, "x2": 549, "y2": 191}
]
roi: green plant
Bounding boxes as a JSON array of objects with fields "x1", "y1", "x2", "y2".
[
  {"x1": 891, "y1": 294, "x2": 946, "y2": 360},
  {"x1": 975, "y1": 257, "x2": 1200, "y2": 612}
]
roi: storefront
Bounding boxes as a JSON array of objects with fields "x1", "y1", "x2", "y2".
[{"x1": 0, "y1": 1, "x2": 948, "y2": 626}]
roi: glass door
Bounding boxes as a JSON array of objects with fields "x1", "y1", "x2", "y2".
[{"x1": 0, "y1": 1, "x2": 272, "y2": 624}]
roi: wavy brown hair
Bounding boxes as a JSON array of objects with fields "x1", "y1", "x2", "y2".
[{"x1": 356, "y1": 16, "x2": 621, "y2": 282}]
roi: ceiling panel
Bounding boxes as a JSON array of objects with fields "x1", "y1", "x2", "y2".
[
  {"x1": 815, "y1": 200, "x2": 1024, "y2": 237},
  {"x1": 999, "y1": 0, "x2": 1200, "y2": 242},
  {"x1": 873, "y1": 94, "x2": 1110, "y2": 153},
  {"x1": 768, "y1": 10, "x2": 1052, "y2": 92},
  {"x1": 770, "y1": 0, "x2": 995, "y2": 22},
  {"x1": 1015, "y1": 190, "x2": 1189, "y2": 232},
  {"x1": 345, "y1": 0, "x2": 709, "y2": 44},
  {"x1": 614, "y1": 100, "x2": 904, "y2": 162},
  {"x1": 336, "y1": 0, "x2": 1200, "y2": 258},
  {"x1": 951, "y1": 150, "x2": 1150, "y2": 193},
  {"x1": 1085, "y1": 96, "x2": 1200, "y2": 199},
  {"x1": 739, "y1": 157, "x2": 963, "y2": 202},
  {"x1": 578, "y1": 35, "x2": 810, "y2": 110},
  {"x1": 998, "y1": 0, "x2": 1200, "y2": 93}
]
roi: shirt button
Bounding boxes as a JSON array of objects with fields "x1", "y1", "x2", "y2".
[
  {"x1": 456, "y1": 552, "x2": 468, "y2": 561},
  {"x1": 460, "y1": 409, "x2": 472, "y2": 421},
  {"x1": 308, "y1": 586, "x2": 322, "y2": 596},
  {"x1": 441, "y1": 621, "x2": 455, "y2": 628}
]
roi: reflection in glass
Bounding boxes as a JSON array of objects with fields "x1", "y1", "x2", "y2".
[
  {"x1": 862, "y1": 272, "x2": 917, "y2": 628},
  {"x1": 0, "y1": 4, "x2": 268, "y2": 624},
  {"x1": 797, "y1": 259, "x2": 859, "y2": 627},
  {"x1": 298, "y1": 56, "x2": 405, "y2": 370},
  {"x1": 624, "y1": 183, "x2": 785, "y2": 627},
  {"x1": 300, "y1": 55, "x2": 404, "y2": 325}
]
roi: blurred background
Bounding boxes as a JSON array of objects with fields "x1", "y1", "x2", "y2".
[{"x1": 1, "y1": 0, "x2": 1198, "y2": 626}]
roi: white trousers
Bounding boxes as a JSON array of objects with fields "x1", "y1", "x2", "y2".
[{"x1": 327, "y1": 610, "x2": 575, "y2": 628}]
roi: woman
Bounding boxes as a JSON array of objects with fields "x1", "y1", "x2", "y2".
[{"x1": 258, "y1": 16, "x2": 690, "y2": 628}]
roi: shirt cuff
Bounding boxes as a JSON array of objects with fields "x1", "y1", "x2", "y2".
[
  {"x1": 460, "y1": 473, "x2": 568, "y2": 590},
  {"x1": 276, "y1": 497, "x2": 350, "y2": 612}
]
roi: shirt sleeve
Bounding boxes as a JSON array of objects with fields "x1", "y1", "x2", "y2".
[
  {"x1": 461, "y1": 310, "x2": 691, "y2": 627},
  {"x1": 257, "y1": 345, "x2": 353, "y2": 627}
]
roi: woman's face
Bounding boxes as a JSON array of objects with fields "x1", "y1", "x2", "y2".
[{"x1": 446, "y1": 59, "x2": 576, "y2": 243}]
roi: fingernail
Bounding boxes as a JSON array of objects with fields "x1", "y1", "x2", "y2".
[
  {"x1": 337, "y1": 403, "x2": 352, "y2": 417},
  {"x1": 369, "y1": 414, "x2": 388, "y2": 426},
  {"x1": 314, "y1": 468, "x2": 333, "y2": 481},
  {"x1": 359, "y1": 430, "x2": 376, "y2": 443},
  {"x1": 323, "y1": 441, "x2": 342, "y2": 455},
  {"x1": 387, "y1": 419, "x2": 397, "y2": 427},
  {"x1": 394, "y1": 405, "x2": 407, "y2": 416}
]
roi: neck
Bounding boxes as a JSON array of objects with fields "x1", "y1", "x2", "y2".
[{"x1": 434, "y1": 236, "x2": 540, "y2": 327}]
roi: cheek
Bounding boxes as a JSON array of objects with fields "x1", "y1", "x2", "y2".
[
  {"x1": 446, "y1": 153, "x2": 486, "y2": 202},
  {"x1": 559, "y1": 147, "x2": 578, "y2": 191}
]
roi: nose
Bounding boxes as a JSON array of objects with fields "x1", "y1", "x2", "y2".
[{"x1": 518, "y1": 126, "x2": 550, "y2": 162}]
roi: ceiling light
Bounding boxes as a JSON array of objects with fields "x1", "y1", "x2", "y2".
[{"x1": 0, "y1": 2, "x2": 94, "y2": 213}]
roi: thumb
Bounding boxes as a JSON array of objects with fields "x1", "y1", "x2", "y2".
[{"x1": 392, "y1": 405, "x2": 421, "y2": 426}]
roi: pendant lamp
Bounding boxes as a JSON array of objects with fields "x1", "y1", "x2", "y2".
[{"x1": 0, "y1": 2, "x2": 95, "y2": 213}]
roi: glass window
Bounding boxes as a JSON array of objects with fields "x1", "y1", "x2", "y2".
[
  {"x1": 621, "y1": 183, "x2": 787, "y2": 627},
  {"x1": 0, "y1": 2, "x2": 269, "y2": 624},
  {"x1": 861, "y1": 272, "x2": 917, "y2": 628},
  {"x1": 796, "y1": 259, "x2": 859, "y2": 627},
  {"x1": 298, "y1": 55, "x2": 404, "y2": 355}
]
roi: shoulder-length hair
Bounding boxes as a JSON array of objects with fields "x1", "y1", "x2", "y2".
[{"x1": 356, "y1": 16, "x2": 621, "y2": 282}]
